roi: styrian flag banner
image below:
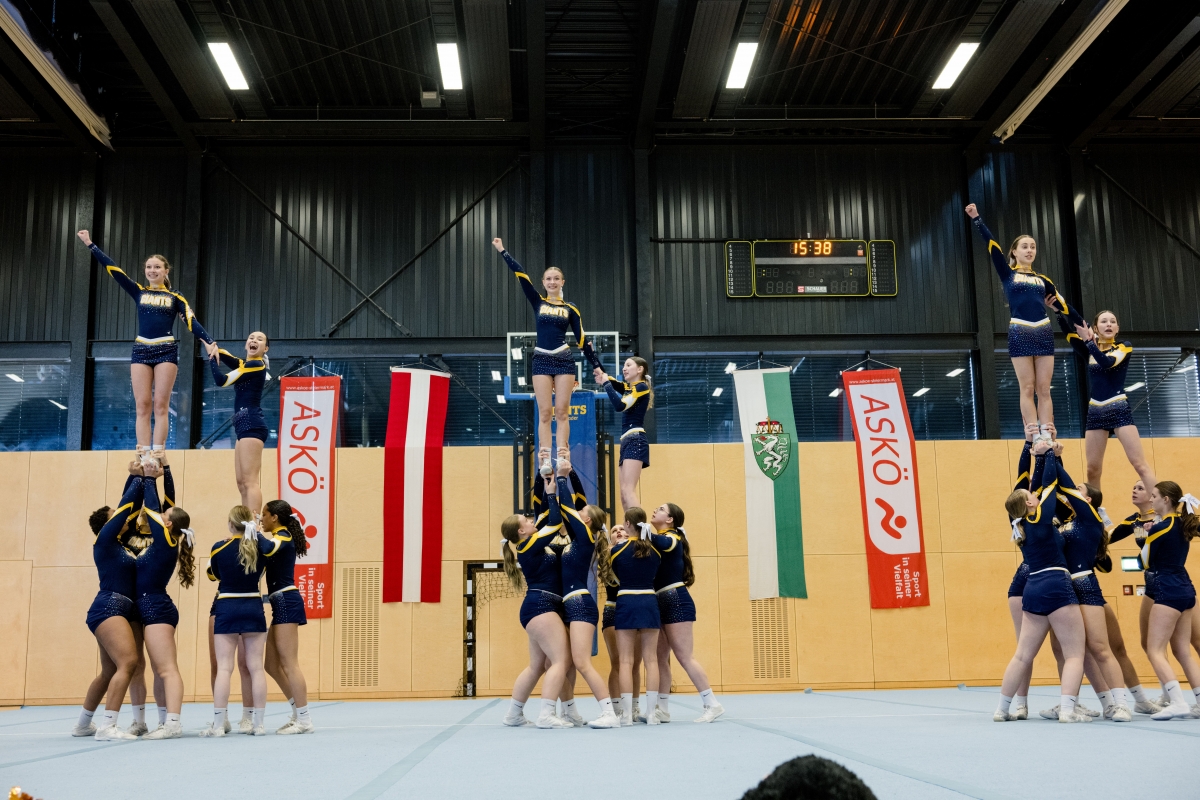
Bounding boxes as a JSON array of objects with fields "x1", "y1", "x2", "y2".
[
  {"x1": 842, "y1": 368, "x2": 929, "y2": 608},
  {"x1": 733, "y1": 368, "x2": 807, "y2": 600},
  {"x1": 383, "y1": 368, "x2": 450, "y2": 603}
]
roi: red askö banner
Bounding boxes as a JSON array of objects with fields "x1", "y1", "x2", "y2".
[{"x1": 842, "y1": 369, "x2": 929, "y2": 609}]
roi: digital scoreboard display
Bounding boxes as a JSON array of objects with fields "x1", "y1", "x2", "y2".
[{"x1": 725, "y1": 239, "x2": 898, "y2": 298}]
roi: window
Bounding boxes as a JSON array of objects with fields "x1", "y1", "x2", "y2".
[
  {"x1": 91, "y1": 360, "x2": 186, "y2": 450},
  {"x1": 1121, "y1": 349, "x2": 1200, "y2": 437},
  {"x1": 995, "y1": 351, "x2": 1083, "y2": 439},
  {"x1": 0, "y1": 361, "x2": 69, "y2": 451}
]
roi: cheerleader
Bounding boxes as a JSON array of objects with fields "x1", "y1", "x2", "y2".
[
  {"x1": 1059, "y1": 311, "x2": 1155, "y2": 490},
  {"x1": 650, "y1": 503, "x2": 724, "y2": 723},
  {"x1": 602, "y1": 580, "x2": 641, "y2": 722},
  {"x1": 492, "y1": 237, "x2": 586, "y2": 475},
  {"x1": 996, "y1": 439, "x2": 1091, "y2": 723},
  {"x1": 76, "y1": 230, "x2": 217, "y2": 456},
  {"x1": 964, "y1": 206, "x2": 1082, "y2": 442},
  {"x1": 208, "y1": 332, "x2": 270, "y2": 512},
  {"x1": 554, "y1": 465, "x2": 621, "y2": 728},
  {"x1": 1139, "y1": 482, "x2": 1200, "y2": 720},
  {"x1": 592, "y1": 357, "x2": 652, "y2": 511},
  {"x1": 135, "y1": 460, "x2": 196, "y2": 739},
  {"x1": 610, "y1": 507, "x2": 675, "y2": 726},
  {"x1": 200, "y1": 506, "x2": 277, "y2": 737},
  {"x1": 499, "y1": 473, "x2": 572, "y2": 729},
  {"x1": 260, "y1": 499, "x2": 315, "y2": 734},
  {"x1": 1004, "y1": 437, "x2": 1035, "y2": 719},
  {"x1": 75, "y1": 463, "x2": 145, "y2": 740}
]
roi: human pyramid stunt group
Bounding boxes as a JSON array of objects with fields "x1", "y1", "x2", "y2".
[{"x1": 69, "y1": 204, "x2": 1200, "y2": 739}]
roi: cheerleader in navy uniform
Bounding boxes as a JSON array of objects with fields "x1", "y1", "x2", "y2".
[
  {"x1": 75, "y1": 462, "x2": 146, "y2": 740},
  {"x1": 649, "y1": 503, "x2": 724, "y2": 724},
  {"x1": 592, "y1": 356, "x2": 652, "y2": 511},
  {"x1": 553, "y1": 463, "x2": 621, "y2": 728},
  {"x1": 492, "y1": 237, "x2": 586, "y2": 476},
  {"x1": 1003, "y1": 437, "x2": 1036, "y2": 719},
  {"x1": 1140, "y1": 482, "x2": 1200, "y2": 720},
  {"x1": 209, "y1": 332, "x2": 270, "y2": 511},
  {"x1": 134, "y1": 460, "x2": 196, "y2": 739},
  {"x1": 76, "y1": 230, "x2": 217, "y2": 456},
  {"x1": 260, "y1": 499, "x2": 315, "y2": 734},
  {"x1": 996, "y1": 439, "x2": 1091, "y2": 723},
  {"x1": 201, "y1": 506, "x2": 278, "y2": 737},
  {"x1": 609, "y1": 507, "x2": 675, "y2": 726},
  {"x1": 499, "y1": 473, "x2": 572, "y2": 729},
  {"x1": 964, "y1": 205, "x2": 1083, "y2": 443},
  {"x1": 1059, "y1": 310, "x2": 1155, "y2": 491}
]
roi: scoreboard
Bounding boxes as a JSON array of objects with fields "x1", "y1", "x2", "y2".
[{"x1": 725, "y1": 239, "x2": 898, "y2": 298}]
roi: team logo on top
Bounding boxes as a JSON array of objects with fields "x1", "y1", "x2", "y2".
[{"x1": 753, "y1": 418, "x2": 791, "y2": 480}]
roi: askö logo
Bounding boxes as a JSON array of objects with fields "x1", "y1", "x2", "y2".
[{"x1": 753, "y1": 418, "x2": 791, "y2": 480}]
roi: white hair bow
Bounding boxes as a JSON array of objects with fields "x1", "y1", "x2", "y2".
[
  {"x1": 242, "y1": 521, "x2": 257, "y2": 539},
  {"x1": 1010, "y1": 519, "x2": 1022, "y2": 543},
  {"x1": 180, "y1": 528, "x2": 195, "y2": 547},
  {"x1": 500, "y1": 538, "x2": 509, "y2": 548},
  {"x1": 1183, "y1": 494, "x2": 1200, "y2": 515},
  {"x1": 637, "y1": 522, "x2": 654, "y2": 540},
  {"x1": 677, "y1": 527, "x2": 686, "y2": 538}
]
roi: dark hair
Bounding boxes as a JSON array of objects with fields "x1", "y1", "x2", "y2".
[
  {"x1": 741, "y1": 755, "x2": 877, "y2": 800},
  {"x1": 499, "y1": 515, "x2": 526, "y2": 591},
  {"x1": 89, "y1": 506, "x2": 111, "y2": 535},
  {"x1": 664, "y1": 502, "x2": 695, "y2": 587},
  {"x1": 1156, "y1": 481, "x2": 1200, "y2": 540},
  {"x1": 624, "y1": 507, "x2": 654, "y2": 558},
  {"x1": 167, "y1": 506, "x2": 196, "y2": 588},
  {"x1": 585, "y1": 505, "x2": 617, "y2": 587},
  {"x1": 265, "y1": 499, "x2": 308, "y2": 556},
  {"x1": 629, "y1": 356, "x2": 655, "y2": 409},
  {"x1": 1006, "y1": 234, "x2": 1035, "y2": 267}
]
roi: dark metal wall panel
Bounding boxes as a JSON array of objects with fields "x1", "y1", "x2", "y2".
[
  {"x1": 93, "y1": 150, "x2": 188, "y2": 342},
  {"x1": 970, "y1": 147, "x2": 1074, "y2": 334},
  {"x1": 546, "y1": 147, "x2": 634, "y2": 333},
  {"x1": 651, "y1": 145, "x2": 974, "y2": 337},
  {"x1": 1076, "y1": 145, "x2": 1200, "y2": 332},
  {"x1": 0, "y1": 151, "x2": 81, "y2": 342},
  {"x1": 200, "y1": 147, "x2": 532, "y2": 340}
]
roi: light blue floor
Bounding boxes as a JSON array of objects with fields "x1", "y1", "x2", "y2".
[{"x1": 2, "y1": 687, "x2": 1198, "y2": 800}]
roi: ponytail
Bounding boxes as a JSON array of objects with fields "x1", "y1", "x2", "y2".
[
  {"x1": 665, "y1": 503, "x2": 694, "y2": 587},
  {"x1": 630, "y1": 356, "x2": 654, "y2": 409},
  {"x1": 1155, "y1": 481, "x2": 1200, "y2": 540},
  {"x1": 500, "y1": 515, "x2": 526, "y2": 591},
  {"x1": 265, "y1": 499, "x2": 308, "y2": 557},
  {"x1": 585, "y1": 505, "x2": 617, "y2": 587},
  {"x1": 168, "y1": 507, "x2": 196, "y2": 588},
  {"x1": 624, "y1": 507, "x2": 654, "y2": 558},
  {"x1": 227, "y1": 505, "x2": 258, "y2": 574},
  {"x1": 1005, "y1": 490, "x2": 1028, "y2": 546}
]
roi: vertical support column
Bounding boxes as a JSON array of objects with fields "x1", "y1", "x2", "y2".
[
  {"x1": 175, "y1": 151, "x2": 204, "y2": 447},
  {"x1": 633, "y1": 149, "x2": 656, "y2": 440},
  {"x1": 1064, "y1": 152, "x2": 1094, "y2": 426},
  {"x1": 965, "y1": 150, "x2": 1000, "y2": 439},
  {"x1": 66, "y1": 153, "x2": 97, "y2": 450},
  {"x1": 526, "y1": 0, "x2": 546, "y2": 271}
]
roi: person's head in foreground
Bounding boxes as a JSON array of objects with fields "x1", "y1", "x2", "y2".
[{"x1": 741, "y1": 755, "x2": 877, "y2": 800}]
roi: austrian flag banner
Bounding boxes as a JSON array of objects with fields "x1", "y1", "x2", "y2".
[
  {"x1": 842, "y1": 369, "x2": 929, "y2": 609},
  {"x1": 382, "y1": 368, "x2": 450, "y2": 603},
  {"x1": 278, "y1": 376, "x2": 341, "y2": 619}
]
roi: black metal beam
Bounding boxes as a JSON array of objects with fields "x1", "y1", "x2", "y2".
[
  {"x1": 527, "y1": 0, "x2": 545, "y2": 150},
  {"x1": 90, "y1": 0, "x2": 199, "y2": 151},
  {"x1": 128, "y1": 0, "x2": 234, "y2": 120},
  {"x1": 175, "y1": 152, "x2": 203, "y2": 447},
  {"x1": 634, "y1": 0, "x2": 679, "y2": 149},
  {"x1": 67, "y1": 154, "x2": 97, "y2": 450},
  {"x1": 672, "y1": 0, "x2": 741, "y2": 119},
  {"x1": 657, "y1": 117, "x2": 982, "y2": 130},
  {"x1": 189, "y1": 120, "x2": 529, "y2": 138},
  {"x1": 1131, "y1": 37, "x2": 1200, "y2": 118}
]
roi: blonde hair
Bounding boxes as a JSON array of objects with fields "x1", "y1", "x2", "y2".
[
  {"x1": 500, "y1": 515, "x2": 526, "y2": 591},
  {"x1": 585, "y1": 505, "x2": 617, "y2": 587},
  {"x1": 1005, "y1": 490, "x2": 1028, "y2": 545},
  {"x1": 228, "y1": 505, "x2": 258, "y2": 574},
  {"x1": 1006, "y1": 235, "x2": 1035, "y2": 268}
]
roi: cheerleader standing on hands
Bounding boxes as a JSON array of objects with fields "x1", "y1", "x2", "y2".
[
  {"x1": 493, "y1": 237, "x2": 586, "y2": 475},
  {"x1": 592, "y1": 357, "x2": 652, "y2": 511},
  {"x1": 208, "y1": 332, "x2": 271, "y2": 512}
]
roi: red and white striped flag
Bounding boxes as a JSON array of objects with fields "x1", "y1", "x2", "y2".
[{"x1": 383, "y1": 368, "x2": 450, "y2": 603}]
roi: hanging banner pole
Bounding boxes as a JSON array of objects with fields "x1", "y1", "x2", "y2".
[
  {"x1": 842, "y1": 368, "x2": 929, "y2": 609},
  {"x1": 278, "y1": 375, "x2": 341, "y2": 618}
]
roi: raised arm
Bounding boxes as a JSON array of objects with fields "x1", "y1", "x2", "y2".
[
  {"x1": 498, "y1": 247, "x2": 544, "y2": 311},
  {"x1": 970, "y1": 215, "x2": 1012, "y2": 284},
  {"x1": 97, "y1": 476, "x2": 144, "y2": 547},
  {"x1": 1013, "y1": 440, "x2": 1033, "y2": 492},
  {"x1": 1033, "y1": 456, "x2": 1059, "y2": 519},
  {"x1": 142, "y1": 477, "x2": 172, "y2": 546},
  {"x1": 87, "y1": 241, "x2": 142, "y2": 301},
  {"x1": 162, "y1": 463, "x2": 175, "y2": 509},
  {"x1": 557, "y1": 476, "x2": 593, "y2": 545}
]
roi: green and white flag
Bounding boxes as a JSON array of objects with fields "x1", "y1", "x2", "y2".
[{"x1": 733, "y1": 368, "x2": 807, "y2": 599}]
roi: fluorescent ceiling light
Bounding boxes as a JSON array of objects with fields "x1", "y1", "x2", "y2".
[
  {"x1": 913, "y1": 387, "x2": 930, "y2": 397},
  {"x1": 5, "y1": 373, "x2": 23, "y2": 382},
  {"x1": 49, "y1": 399, "x2": 66, "y2": 410},
  {"x1": 712, "y1": 388, "x2": 724, "y2": 397},
  {"x1": 946, "y1": 368, "x2": 965, "y2": 377},
  {"x1": 724, "y1": 362, "x2": 737, "y2": 374},
  {"x1": 1123, "y1": 382, "x2": 1145, "y2": 392},
  {"x1": 932, "y1": 42, "x2": 979, "y2": 90},
  {"x1": 829, "y1": 388, "x2": 842, "y2": 397},
  {"x1": 726, "y1": 42, "x2": 758, "y2": 89},
  {"x1": 1176, "y1": 364, "x2": 1196, "y2": 373},
  {"x1": 511, "y1": 348, "x2": 523, "y2": 360},
  {"x1": 491, "y1": 370, "x2": 502, "y2": 382},
  {"x1": 208, "y1": 43, "x2": 249, "y2": 90},
  {"x1": 496, "y1": 395, "x2": 506, "y2": 404},
  {"x1": 517, "y1": 376, "x2": 526, "y2": 386},
  {"x1": 437, "y1": 43, "x2": 463, "y2": 91}
]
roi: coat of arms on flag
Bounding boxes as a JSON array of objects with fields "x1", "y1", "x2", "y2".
[{"x1": 753, "y1": 418, "x2": 791, "y2": 479}]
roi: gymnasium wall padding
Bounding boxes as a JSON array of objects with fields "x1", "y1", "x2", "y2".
[{"x1": 3, "y1": 440, "x2": 1199, "y2": 705}]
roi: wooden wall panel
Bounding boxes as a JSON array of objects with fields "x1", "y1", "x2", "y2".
[
  {"x1": 793, "y1": 554, "x2": 874, "y2": 687},
  {"x1": 25, "y1": 451, "x2": 108, "y2": 567},
  {"x1": 937, "y1": 440, "x2": 1010, "y2": 552},
  {"x1": 410, "y1": 560, "x2": 465, "y2": 693},
  {"x1": 713, "y1": 444, "x2": 747, "y2": 557},
  {"x1": 639, "y1": 444, "x2": 717, "y2": 557},
  {"x1": 915, "y1": 441, "x2": 942, "y2": 553},
  {"x1": 871, "y1": 552, "x2": 950, "y2": 685},
  {"x1": 441, "y1": 447, "x2": 491, "y2": 561},
  {"x1": 1148, "y1": 438, "x2": 1200, "y2": 495},
  {"x1": 24, "y1": 566, "x2": 100, "y2": 701},
  {"x1": 334, "y1": 448, "x2": 384, "y2": 563},
  {"x1": 0, "y1": 453, "x2": 29, "y2": 560},
  {"x1": 0, "y1": 560, "x2": 31, "y2": 703},
  {"x1": 798, "y1": 442, "x2": 865, "y2": 556}
]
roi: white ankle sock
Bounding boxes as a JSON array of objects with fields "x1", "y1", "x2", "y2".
[
  {"x1": 996, "y1": 695, "x2": 1012, "y2": 715},
  {"x1": 1129, "y1": 684, "x2": 1147, "y2": 702},
  {"x1": 1097, "y1": 690, "x2": 1113, "y2": 710},
  {"x1": 563, "y1": 699, "x2": 577, "y2": 715},
  {"x1": 1060, "y1": 695, "x2": 1077, "y2": 715},
  {"x1": 699, "y1": 688, "x2": 717, "y2": 708},
  {"x1": 157, "y1": 706, "x2": 167, "y2": 726},
  {"x1": 507, "y1": 698, "x2": 525, "y2": 718},
  {"x1": 166, "y1": 713, "x2": 180, "y2": 724},
  {"x1": 78, "y1": 708, "x2": 95, "y2": 728},
  {"x1": 98, "y1": 710, "x2": 117, "y2": 729},
  {"x1": 213, "y1": 708, "x2": 227, "y2": 727},
  {"x1": 1112, "y1": 687, "x2": 1129, "y2": 706},
  {"x1": 599, "y1": 698, "x2": 614, "y2": 714},
  {"x1": 657, "y1": 691, "x2": 670, "y2": 711},
  {"x1": 296, "y1": 705, "x2": 310, "y2": 723},
  {"x1": 541, "y1": 698, "x2": 556, "y2": 717},
  {"x1": 240, "y1": 707, "x2": 252, "y2": 722},
  {"x1": 647, "y1": 691, "x2": 659, "y2": 713},
  {"x1": 1192, "y1": 687, "x2": 1200, "y2": 703},
  {"x1": 620, "y1": 693, "x2": 633, "y2": 716},
  {"x1": 1166, "y1": 680, "x2": 1186, "y2": 705},
  {"x1": 252, "y1": 708, "x2": 265, "y2": 728},
  {"x1": 1013, "y1": 694, "x2": 1027, "y2": 708},
  {"x1": 132, "y1": 704, "x2": 145, "y2": 725},
  {"x1": 288, "y1": 697, "x2": 296, "y2": 719}
]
